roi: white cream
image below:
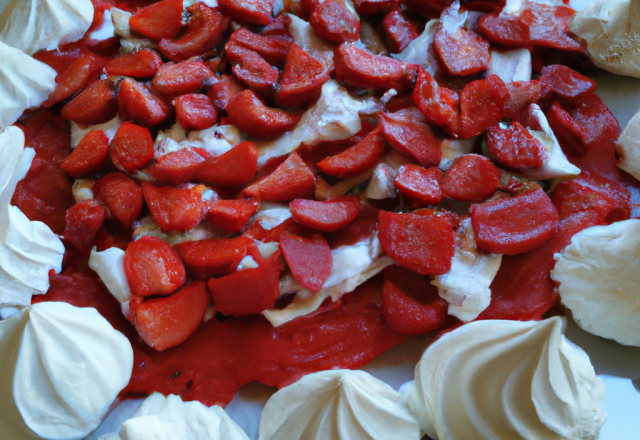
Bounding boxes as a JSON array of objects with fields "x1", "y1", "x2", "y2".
[
  {"x1": 0, "y1": 0, "x2": 93, "y2": 54},
  {"x1": 0, "y1": 302, "x2": 133, "y2": 440},
  {"x1": 259, "y1": 369, "x2": 420, "y2": 440},
  {"x1": 154, "y1": 124, "x2": 241, "y2": 160},
  {"x1": 0, "y1": 127, "x2": 64, "y2": 319},
  {"x1": 71, "y1": 116, "x2": 123, "y2": 149},
  {"x1": 362, "y1": 163, "x2": 397, "y2": 200},
  {"x1": 616, "y1": 107, "x2": 640, "y2": 180},
  {"x1": 487, "y1": 48, "x2": 532, "y2": 83},
  {"x1": 89, "y1": 247, "x2": 132, "y2": 318},
  {"x1": 392, "y1": 19, "x2": 439, "y2": 77},
  {"x1": 402, "y1": 317, "x2": 606, "y2": 440},
  {"x1": 90, "y1": 9, "x2": 115, "y2": 41}
]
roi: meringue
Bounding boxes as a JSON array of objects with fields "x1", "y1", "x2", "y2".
[
  {"x1": 259, "y1": 369, "x2": 420, "y2": 440},
  {"x1": 402, "y1": 317, "x2": 606, "y2": 440},
  {"x1": 487, "y1": 48, "x2": 532, "y2": 83},
  {"x1": 616, "y1": 107, "x2": 640, "y2": 181},
  {"x1": 551, "y1": 219, "x2": 640, "y2": 347},
  {"x1": 0, "y1": 127, "x2": 64, "y2": 318},
  {"x1": 89, "y1": 247, "x2": 132, "y2": 318},
  {"x1": 0, "y1": 302, "x2": 133, "y2": 439}
]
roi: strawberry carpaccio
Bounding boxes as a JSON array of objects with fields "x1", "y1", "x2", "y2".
[{"x1": 17, "y1": 0, "x2": 638, "y2": 406}]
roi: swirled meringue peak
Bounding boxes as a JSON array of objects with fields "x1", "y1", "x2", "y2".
[
  {"x1": 259, "y1": 369, "x2": 420, "y2": 440},
  {"x1": 0, "y1": 302, "x2": 134, "y2": 440},
  {"x1": 401, "y1": 317, "x2": 606, "y2": 440}
]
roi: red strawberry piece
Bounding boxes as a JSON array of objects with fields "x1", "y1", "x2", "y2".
[
  {"x1": 118, "y1": 78, "x2": 172, "y2": 126},
  {"x1": 311, "y1": 0, "x2": 361, "y2": 43},
  {"x1": 552, "y1": 177, "x2": 630, "y2": 224},
  {"x1": 244, "y1": 217, "x2": 297, "y2": 243},
  {"x1": 226, "y1": 90, "x2": 301, "y2": 139},
  {"x1": 124, "y1": 235, "x2": 187, "y2": 298},
  {"x1": 381, "y1": 266, "x2": 449, "y2": 335},
  {"x1": 208, "y1": 74, "x2": 245, "y2": 110},
  {"x1": 175, "y1": 94, "x2": 218, "y2": 130},
  {"x1": 261, "y1": 12, "x2": 292, "y2": 37},
  {"x1": 545, "y1": 100, "x2": 589, "y2": 154},
  {"x1": 562, "y1": 93, "x2": 621, "y2": 152},
  {"x1": 277, "y1": 44, "x2": 330, "y2": 108},
  {"x1": 383, "y1": 8, "x2": 419, "y2": 53},
  {"x1": 152, "y1": 60, "x2": 215, "y2": 96},
  {"x1": 459, "y1": 74, "x2": 510, "y2": 139},
  {"x1": 412, "y1": 66, "x2": 460, "y2": 136},
  {"x1": 442, "y1": 154, "x2": 501, "y2": 203},
  {"x1": 206, "y1": 199, "x2": 260, "y2": 233},
  {"x1": 280, "y1": 228, "x2": 332, "y2": 292},
  {"x1": 141, "y1": 182, "x2": 208, "y2": 232},
  {"x1": 243, "y1": 152, "x2": 316, "y2": 202},
  {"x1": 110, "y1": 122, "x2": 154, "y2": 172},
  {"x1": 378, "y1": 210, "x2": 455, "y2": 276},
  {"x1": 105, "y1": 49, "x2": 164, "y2": 78},
  {"x1": 129, "y1": 0, "x2": 183, "y2": 40},
  {"x1": 352, "y1": 0, "x2": 399, "y2": 14},
  {"x1": 486, "y1": 121, "x2": 546, "y2": 170},
  {"x1": 159, "y1": 3, "x2": 228, "y2": 61},
  {"x1": 93, "y1": 172, "x2": 143, "y2": 228},
  {"x1": 196, "y1": 141, "x2": 259, "y2": 188},
  {"x1": 335, "y1": 43, "x2": 418, "y2": 92},
  {"x1": 218, "y1": 0, "x2": 274, "y2": 25},
  {"x1": 33, "y1": 40, "x2": 84, "y2": 75},
  {"x1": 60, "y1": 130, "x2": 110, "y2": 178},
  {"x1": 471, "y1": 188, "x2": 559, "y2": 255},
  {"x1": 19, "y1": 111, "x2": 70, "y2": 164},
  {"x1": 95, "y1": 224, "x2": 132, "y2": 252},
  {"x1": 379, "y1": 108, "x2": 442, "y2": 167},
  {"x1": 227, "y1": 28, "x2": 292, "y2": 66},
  {"x1": 316, "y1": 126, "x2": 385, "y2": 179},
  {"x1": 43, "y1": 50, "x2": 109, "y2": 106},
  {"x1": 540, "y1": 64, "x2": 597, "y2": 99},
  {"x1": 394, "y1": 165, "x2": 443, "y2": 206},
  {"x1": 503, "y1": 80, "x2": 548, "y2": 120},
  {"x1": 208, "y1": 250, "x2": 283, "y2": 316},
  {"x1": 174, "y1": 236, "x2": 252, "y2": 280},
  {"x1": 228, "y1": 46, "x2": 280, "y2": 98},
  {"x1": 150, "y1": 148, "x2": 208, "y2": 184},
  {"x1": 290, "y1": 195, "x2": 360, "y2": 232},
  {"x1": 301, "y1": 0, "x2": 321, "y2": 14},
  {"x1": 61, "y1": 78, "x2": 118, "y2": 125},
  {"x1": 133, "y1": 280, "x2": 211, "y2": 351},
  {"x1": 63, "y1": 200, "x2": 105, "y2": 255}
]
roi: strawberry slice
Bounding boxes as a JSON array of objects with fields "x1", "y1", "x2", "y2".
[
  {"x1": 228, "y1": 46, "x2": 280, "y2": 98},
  {"x1": 394, "y1": 165, "x2": 443, "y2": 206},
  {"x1": 118, "y1": 78, "x2": 172, "y2": 126},
  {"x1": 504, "y1": 80, "x2": 548, "y2": 120},
  {"x1": 379, "y1": 108, "x2": 442, "y2": 167},
  {"x1": 63, "y1": 200, "x2": 105, "y2": 255},
  {"x1": 383, "y1": 8, "x2": 419, "y2": 53},
  {"x1": 61, "y1": 78, "x2": 118, "y2": 125},
  {"x1": 412, "y1": 66, "x2": 460, "y2": 136},
  {"x1": 151, "y1": 148, "x2": 208, "y2": 184},
  {"x1": 206, "y1": 199, "x2": 260, "y2": 233},
  {"x1": 352, "y1": 0, "x2": 399, "y2": 14},
  {"x1": 545, "y1": 100, "x2": 589, "y2": 155},
  {"x1": 110, "y1": 122, "x2": 154, "y2": 172},
  {"x1": 141, "y1": 182, "x2": 208, "y2": 232},
  {"x1": 471, "y1": 189, "x2": 559, "y2": 255},
  {"x1": 94, "y1": 172, "x2": 143, "y2": 228},
  {"x1": 124, "y1": 235, "x2": 187, "y2": 298},
  {"x1": 196, "y1": 141, "x2": 259, "y2": 188},
  {"x1": 208, "y1": 250, "x2": 283, "y2": 316},
  {"x1": 174, "y1": 236, "x2": 252, "y2": 280},
  {"x1": 43, "y1": 50, "x2": 109, "y2": 106},
  {"x1": 486, "y1": 121, "x2": 546, "y2": 170},
  {"x1": 290, "y1": 196, "x2": 360, "y2": 232},
  {"x1": 540, "y1": 64, "x2": 597, "y2": 99},
  {"x1": 218, "y1": 0, "x2": 274, "y2": 25},
  {"x1": 459, "y1": 74, "x2": 510, "y2": 139},
  {"x1": 226, "y1": 90, "x2": 301, "y2": 139},
  {"x1": 228, "y1": 28, "x2": 292, "y2": 66},
  {"x1": 152, "y1": 60, "x2": 215, "y2": 96},
  {"x1": 175, "y1": 94, "x2": 218, "y2": 130},
  {"x1": 378, "y1": 210, "x2": 455, "y2": 276},
  {"x1": 442, "y1": 154, "x2": 501, "y2": 203},
  {"x1": 552, "y1": 177, "x2": 630, "y2": 225},
  {"x1": 60, "y1": 130, "x2": 110, "y2": 178},
  {"x1": 280, "y1": 228, "x2": 332, "y2": 293},
  {"x1": 243, "y1": 152, "x2": 315, "y2": 202},
  {"x1": 129, "y1": 0, "x2": 183, "y2": 40},
  {"x1": 277, "y1": 44, "x2": 330, "y2": 108},
  {"x1": 105, "y1": 49, "x2": 164, "y2": 78},
  {"x1": 133, "y1": 280, "x2": 211, "y2": 351},
  {"x1": 311, "y1": 0, "x2": 361, "y2": 43},
  {"x1": 316, "y1": 127, "x2": 385, "y2": 179},
  {"x1": 208, "y1": 74, "x2": 245, "y2": 110}
]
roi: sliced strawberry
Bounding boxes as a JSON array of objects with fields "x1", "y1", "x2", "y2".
[
  {"x1": 459, "y1": 74, "x2": 510, "y2": 139},
  {"x1": 206, "y1": 199, "x2": 260, "y2": 233},
  {"x1": 152, "y1": 60, "x2": 215, "y2": 96},
  {"x1": 61, "y1": 78, "x2": 118, "y2": 125},
  {"x1": 383, "y1": 8, "x2": 419, "y2": 53},
  {"x1": 290, "y1": 195, "x2": 360, "y2": 232},
  {"x1": 277, "y1": 44, "x2": 330, "y2": 107},
  {"x1": 95, "y1": 224, "x2": 132, "y2": 252},
  {"x1": 335, "y1": 43, "x2": 418, "y2": 92},
  {"x1": 118, "y1": 78, "x2": 173, "y2": 126},
  {"x1": 208, "y1": 250, "x2": 283, "y2": 316},
  {"x1": 141, "y1": 182, "x2": 208, "y2": 232},
  {"x1": 545, "y1": 100, "x2": 589, "y2": 154},
  {"x1": 208, "y1": 74, "x2": 245, "y2": 110},
  {"x1": 378, "y1": 210, "x2": 454, "y2": 276},
  {"x1": 316, "y1": 127, "x2": 385, "y2": 179},
  {"x1": 486, "y1": 121, "x2": 546, "y2": 170},
  {"x1": 124, "y1": 235, "x2": 186, "y2": 298},
  {"x1": 33, "y1": 41, "x2": 84, "y2": 75},
  {"x1": 226, "y1": 90, "x2": 301, "y2": 139},
  {"x1": 175, "y1": 94, "x2": 218, "y2": 130},
  {"x1": 261, "y1": 13, "x2": 292, "y2": 37},
  {"x1": 503, "y1": 80, "x2": 548, "y2": 120},
  {"x1": 311, "y1": 0, "x2": 361, "y2": 43},
  {"x1": 442, "y1": 154, "x2": 501, "y2": 203},
  {"x1": 382, "y1": 266, "x2": 449, "y2": 335},
  {"x1": 60, "y1": 130, "x2": 110, "y2": 178},
  {"x1": 228, "y1": 28, "x2": 292, "y2": 66},
  {"x1": 412, "y1": 66, "x2": 460, "y2": 135},
  {"x1": 159, "y1": 3, "x2": 228, "y2": 61},
  {"x1": 110, "y1": 122, "x2": 154, "y2": 172},
  {"x1": 218, "y1": 0, "x2": 274, "y2": 25},
  {"x1": 379, "y1": 108, "x2": 442, "y2": 167},
  {"x1": 105, "y1": 49, "x2": 164, "y2": 78},
  {"x1": 93, "y1": 172, "x2": 143, "y2": 228},
  {"x1": 540, "y1": 64, "x2": 596, "y2": 99},
  {"x1": 280, "y1": 228, "x2": 332, "y2": 293},
  {"x1": 196, "y1": 141, "x2": 259, "y2": 188},
  {"x1": 19, "y1": 111, "x2": 70, "y2": 164},
  {"x1": 552, "y1": 177, "x2": 630, "y2": 224},
  {"x1": 353, "y1": 0, "x2": 399, "y2": 14},
  {"x1": 43, "y1": 50, "x2": 109, "y2": 106},
  {"x1": 63, "y1": 200, "x2": 105, "y2": 255},
  {"x1": 129, "y1": 0, "x2": 183, "y2": 40},
  {"x1": 133, "y1": 280, "x2": 210, "y2": 351},
  {"x1": 244, "y1": 152, "x2": 316, "y2": 202},
  {"x1": 394, "y1": 165, "x2": 442, "y2": 206},
  {"x1": 174, "y1": 236, "x2": 252, "y2": 280},
  {"x1": 471, "y1": 189, "x2": 559, "y2": 255},
  {"x1": 151, "y1": 148, "x2": 208, "y2": 184},
  {"x1": 228, "y1": 46, "x2": 280, "y2": 98}
]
